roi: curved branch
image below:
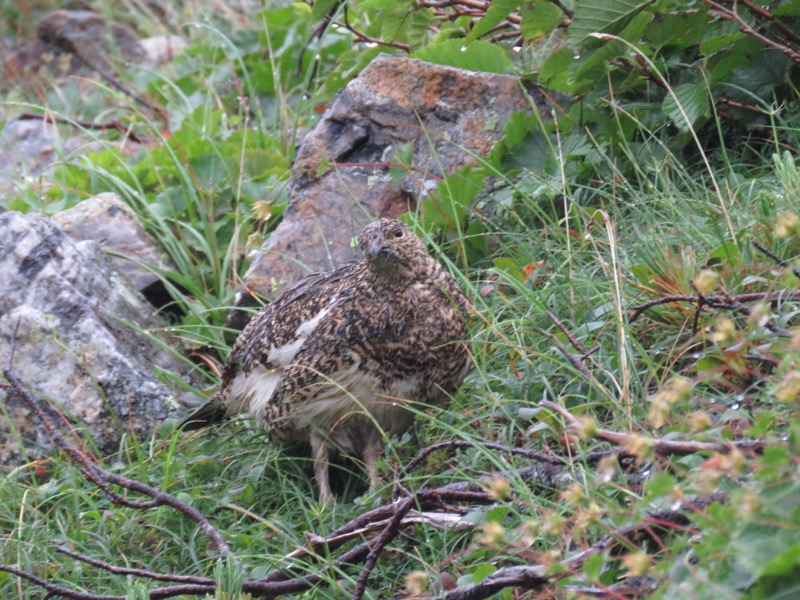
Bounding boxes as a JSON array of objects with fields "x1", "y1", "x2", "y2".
[
  {"x1": 2, "y1": 366, "x2": 232, "y2": 557},
  {"x1": 540, "y1": 400, "x2": 767, "y2": 456},
  {"x1": 628, "y1": 290, "x2": 800, "y2": 322}
]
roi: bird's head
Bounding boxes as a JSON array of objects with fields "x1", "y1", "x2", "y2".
[{"x1": 359, "y1": 218, "x2": 429, "y2": 276}]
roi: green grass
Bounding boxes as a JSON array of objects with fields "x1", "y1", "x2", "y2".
[{"x1": 2, "y1": 1, "x2": 800, "y2": 598}]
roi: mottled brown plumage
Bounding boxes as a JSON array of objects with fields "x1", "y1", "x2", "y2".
[{"x1": 181, "y1": 218, "x2": 471, "y2": 503}]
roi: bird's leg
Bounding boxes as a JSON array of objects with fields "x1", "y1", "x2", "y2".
[
  {"x1": 310, "y1": 432, "x2": 333, "y2": 505},
  {"x1": 362, "y1": 436, "x2": 383, "y2": 494}
]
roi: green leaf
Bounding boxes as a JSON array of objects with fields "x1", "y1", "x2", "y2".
[
  {"x1": 471, "y1": 562, "x2": 497, "y2": 583},
  {"x1": 645, "y1": 473, "x2": 677, "y2": 498},
  {"x1": 708, "y1": 241, "x2": 740, "y2": 266},
  {"x1": 311, "y1": 0, "x2": 341, "y2": 23},
  {"x1": 464, "y1": 0, "x2": 521, "y2": 45},
  {"x1": 761, "y1": 544, "x2": 800, "y2": 577},
  {"x1": 521, "y1": 1, "x2": 565, "y2": 40},
  {"x1": 663, "y1": 82, "x2": 710, "y2": 132},
  {"x1": 316, "y1": 154, "x2": 331, "y2": 178},
  {"x1": 324, "y1": 46, "x2": 383, "y2": 97},
  {"x1": 389, "y1": 143, "x2": 415, "y2": 180},
  {"x1": 381, "y1": 6, "x2": 436, "y2": 50},
  {"x1": 774, "y1": 0, "x2": 800, "y2": 16},
  {"x1": 700, "y1": 32, "x2": 749, "y2": 55},
  {"x1": 411, "y1": 39, "x2": 512, "y2": 74},
  {"x1": 568, "y1": 0, "x2": 653, "y2": 46},
  {"x1": 582, "y1": 551, "x2": 605, "y2": 582},
  {"x1": 493, "y1": 257, "x2": 524, "y2": 283},
  {"x1": 188, "y1": 153, "x2": 233, "y2": 188},
  {"x1": 645, "y1": 8, "x2": 709, "y2": 49},
  {"x1": 486, "y1": 505, "x2": 511, "y2": 523},
  {"x1": 538, "y1": 47, "x2": 574, "y2": 91}
]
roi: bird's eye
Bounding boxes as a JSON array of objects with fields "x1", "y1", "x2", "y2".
[{"x1": 393, "y1": 229, "x2": 404, "y2": 238}]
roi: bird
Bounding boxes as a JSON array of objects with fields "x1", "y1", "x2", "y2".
[{"x1": 180, "y1": 217, "x2": 471, "y2": 503}]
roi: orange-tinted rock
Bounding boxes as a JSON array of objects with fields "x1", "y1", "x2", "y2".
[{"x1": 236, "y1": 54, "x2": 562, "y2": 321}]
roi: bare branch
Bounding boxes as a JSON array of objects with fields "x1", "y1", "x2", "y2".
[
  {"x1": 705, "y1": 0, "x2": 800, "y2": 64},
  {"x1": 56, "y1": 546, "x2": 214, "y2": 585},
  {"x1": 753, "y1": 240, "x2": 800, "y2": 279},
  {"x1": 540, "y1": 400, "x2": 766, "y2": 456},
  {"x1": 17, "y1": 112, "x2": 144, "y2": 143},
  {"x1": 353, "y1": 497, "x2": 416, "y2": 600},
  {"x1": 400, "y1": 439, "x2": 567, "y2": 477},
  {"x1": 2, "y1": 367, "x2": 232, "y2": 557},
  {"x1": 628, "y1": 290, "x2": 800, "y2": 322},
  {"x1": 0, "y1": 563, "x2": 123, "y2": 600}
]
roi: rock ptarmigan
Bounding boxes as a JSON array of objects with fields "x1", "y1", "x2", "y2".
[{"x1": 180, "y1": 218, "x2": 471, "y2": 503}]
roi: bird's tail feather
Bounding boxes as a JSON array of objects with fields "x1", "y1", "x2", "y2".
[{"x1": 178, "y1": 398, "x2": 227, "y2": 431}]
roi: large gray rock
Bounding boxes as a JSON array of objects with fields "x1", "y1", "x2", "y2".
[
  {"x1": 237, "y1": 54, "x2": 560, "y2": 316},
  {"x1": 0, "y1": 211, "x2": 188, "y2": 465},
  {"x1": 52, "y1": 192, "x2": 174, "y2": 295}
]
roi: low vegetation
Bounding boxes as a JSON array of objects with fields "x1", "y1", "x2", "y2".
[{"x1": 1, "y1": 1, "x2": 799, "y2": 598}]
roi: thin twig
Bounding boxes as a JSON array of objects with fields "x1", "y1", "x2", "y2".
[
  {"x1": 705, "y1": 0, "x2": 800, "y2": 64},
  {"x1": 17, "y1": 112, "x2": 145, "y2": 143},
  {"x1": 753, "y1": 239, "x2": 800, "y2": 279},
  {"x1": 56, "y1": 547, "x2": 214, "y2": 585},
  {"x1": 401, "y1": 439, "x2": 567, "y2": 477},
  {"x1": 546, "y1": 310, "x2": 589, "y2": 354},
  {"x1": 540, "y1": 400, "x2": 766, "y2": 456},
  {"x1": 710, "y1": 0, "x2": 800, "y2": 45},
  {"x1": 352, "y1": 497, "x2": 416, "y2": 600},
  {"x1": 339, "y1": 6, "x2": 411, "y2": 52},
  {"x1": 628, "y1": 290, "x2": 800, "y2": 322},
  {"x1": 439, "y1": 497, "x2": 721, "y2": 600},
  {"x1": 531, "y1": 324, "x2": 594, "y2": 379}
]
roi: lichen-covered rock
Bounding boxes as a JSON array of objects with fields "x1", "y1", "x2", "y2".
[
  {"x1": 52, "y1": 192, "x2": 175, "y2": 295},
  {"x1": 0, "y1": 211, "x2": 189, "y2": 465},
  {"x1": 2, "y1": 10, "x2": 145, "y2": 90},
  {"x1": 236, "y1": 54, "x2": 562, "y2": 320}
]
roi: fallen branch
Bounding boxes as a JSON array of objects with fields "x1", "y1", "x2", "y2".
[
  {"x1": 353, "y1": 497, "x2": 416, "y2": 600},
  {"x1": 17, "y1": 112, "x2": 145, "y2": 143},
  {"x1": 2, "y1": 364, "x2": 231, "y2": 557},
  {"x1": 400, "y1": 438, "x2": 567, "y2": 477},
  {"x1": 753, "y1": 239, "x2": 800, "y2": 280},
  {"x1": 628, "y1": 290, "x2": 800, "y2": 322},
  {"x1": 540, "y1": 400, "x2": 766, "y2": 457},
  {"x1": 56, "y1": 546, "x2": 214, "y2": 585}
]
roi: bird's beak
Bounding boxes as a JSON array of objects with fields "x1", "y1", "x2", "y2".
[{"x1": 369, "y1": 238, "x2": 383, "y2": 258}]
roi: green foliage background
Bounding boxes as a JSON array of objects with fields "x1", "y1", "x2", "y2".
[{"x1": 1, "y1": 0, "x2": 800, "y2": 598}]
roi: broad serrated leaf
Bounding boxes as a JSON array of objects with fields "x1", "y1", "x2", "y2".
[
  {"x1": 699, "y1": 32, "x2": 748, "y2": 55},
  {"x1": 411, "y1": 39, "x2": 512, "y2": 73},
  {"x1": 464, "y1": 0, "x2": 521, "y2": 45},
  {"x1": 521, "y1": 1, "x2": 565, "y2": 40},
  {"x1": 645, "y1": 8, "x2": 708, "y2": 49},
  {"x1": 568, "y1": 0, "x2": 653, "y2": 46},
  {"x1": 381, "y1": 6, "x2": 435, "y2": 50},
  {"x1": 538, "y1": 46, "x2": 574, "y2": 91},
  {"x1": 663, "y1": 82, "x2": 710, "y2": 132}
]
